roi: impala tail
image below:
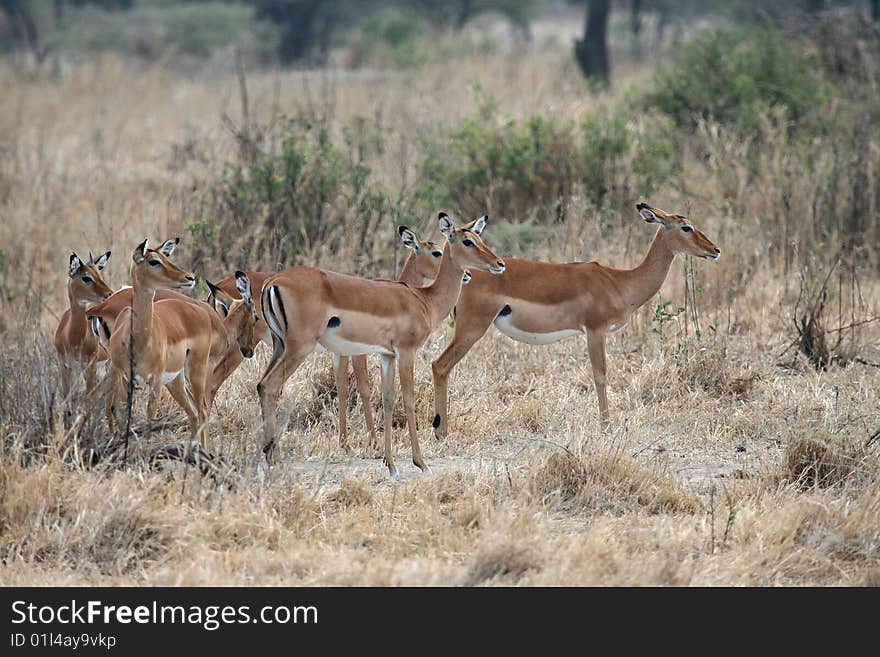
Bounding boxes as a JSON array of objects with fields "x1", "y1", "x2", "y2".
[
  {"x1": 86, "y1": 303, "x2": 117, "y2": 351},
  {"x1": 261, "y1": 282, "x2": 288, "y2": 361}
]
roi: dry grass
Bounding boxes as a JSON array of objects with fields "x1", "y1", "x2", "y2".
[{"x1": 1, "y1": 42, "x2": 879, "y2": 586}]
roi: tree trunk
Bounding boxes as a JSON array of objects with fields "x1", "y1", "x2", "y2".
[
  {"x1": 1, "y1": 0, "x2": 46, "y2": 63},
  {"x1": 630, "y1": 0, "x2": 643, "y2": 57},
  {"x1": 574, "y1": 0, "x2": 610, "y2": 87},
  {"x1": 872, "y1": 0, "x2": 879, "y2": 22},
  {"x1": 456, "y1": 0, "x2": 474, "y2": 29}
]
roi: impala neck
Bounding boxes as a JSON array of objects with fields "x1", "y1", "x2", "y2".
[
  {"x1": 623, "y1": 227, "x2": 676, "y2": 309},
  {"x1": 66, "y1": 284, "x2": 87, "y2": 344},
  {"x1": 130, "y1": 271, "x2": 155, "y2": 359},
  {"x1": 214, "y1": 314, "x2": 243, "y2": 386},
  {"x1": 421, "y1": 241, "x2": 464, "y2": 326},
  {"x1": 397, "y1": 251, "x2": 422, "y2": 286}
]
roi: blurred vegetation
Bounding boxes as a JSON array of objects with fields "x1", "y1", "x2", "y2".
[
  {"x1": 182, "y1": 8, "x2": 880, "y2": 282},
  {"x1": 2, "y1": 1, "x2": 878, "y2": 289},
  {"x1": 643, "y1": 25, "x2": 828, "y2": 133}
]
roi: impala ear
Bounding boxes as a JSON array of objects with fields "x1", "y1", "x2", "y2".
[
  {"x1": 468, "y1": 215, "x2": 488, "y2": 235},
  {"x1": 157, "y1": 237, "x2": 180, "y2": 257},
  {"x1": 637, "y1": 202, "x2": 661, "y2": 224},
  {"x1": 438, "y1": 212, "x2": 456, "y2": 240},
  {"x1": 398, "y1": 226, "x2": 421, "y2": 252},
  {"x1": 206, "y1": 279, "x2": 233, "y2": 316},
  {"x1": 235, "y1": 271, "x2": 253, "y2": 308},
  {"x1": 132, "y1": 239, "x2": 148, "y2": 264},
  {"x1": 69, "y1": 253, "x2": 83, "y2": 278},
  {"x1": 462, "y1": 269, "x2": 472, "y2": 285},
  {"x1": 93, "y1": 251, "x2": 111, "y2": 270}
]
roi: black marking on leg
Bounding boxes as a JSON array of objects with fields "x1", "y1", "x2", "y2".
[
  {"x1": 498, "y1": 304, "x2": 512, "y2": 317},
  {"x1": 432, "y1": 414, "x2": 441, "y2": 428},
  {"x1": 272, "y1": 285, "x2": 288, "y2": 329},
  {"x1": 327, "y1": 316, "x2": 341, "y2": 328}
]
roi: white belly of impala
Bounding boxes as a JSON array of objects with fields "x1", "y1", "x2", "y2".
[
  {"x1": 319, "y1": 332, "x2": 394, "y2": 357},
  {"x1": 494, "y1": 315, "x2": 584, "y2": 345},
  {"x1": 161, "y1": 369, "x2": 182, "y2": 385}
]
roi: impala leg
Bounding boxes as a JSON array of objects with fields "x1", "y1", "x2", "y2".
[
  {"x1": 351, "y1": 355, "x2": 379, "y2": 453},
  {"x1": 186, "y1": 353, "x2": 211, "y2": 450},
  {"x1": 166, "y1": 376, "x2": 199, "y2": 443},
  {"x1": 586, "y1": 330, "x2": 610, "y2": 428},
  {"x1": 257, "y1": 341, "x2": 312, "y2": 463},
  {"x1": 107, "y1": 369, "x2": 126, "y2": 434},
  {"x1": 398, "y1": 351, "x2": 427, "y2": 472},
  {"x1": 332, "y1": 354, "x2": 351, "y2": 452},
  {"x1": 82, "y1": 357, "x2": 100, "y2": 396},
  {"x1": 431, "y1": 311, "x2": 495, "y2": 439},
  {"x1": 379, "y1": 354, "x2": 398, "y2": 477},
  {"x1": 145, "y1": 380, "x2": 160, "y2": 441},
  {"x1": 58, "y1": 361, "x2": 73, "y2": 404}
]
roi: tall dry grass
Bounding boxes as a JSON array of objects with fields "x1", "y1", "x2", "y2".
[{"x1": 1, "y1": 33, "x2": 879, "y2": 585}]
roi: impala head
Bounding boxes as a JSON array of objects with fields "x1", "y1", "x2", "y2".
[
  {"x1": 637, "y1": 203, "x2": 720, "y2": 261},
  {"x1": 131, "y1": 238, "x2": 196, "y2": 291},
  {"x1": 437, "y1": 212, "x2": 505, "y2": 274},
  {"x1": 397, "y1": 226, "x2": 444, "y2": 285},
  {"x1": 207, "y1": 272, "x2": 260, "y2": 359},
  {"x1": 68, "y1": 251, "x2": 113, "y2": 306}
]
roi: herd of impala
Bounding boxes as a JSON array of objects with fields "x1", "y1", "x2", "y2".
[{"x1": 55, "y1": 203, "x2": 720, "y2": 476}]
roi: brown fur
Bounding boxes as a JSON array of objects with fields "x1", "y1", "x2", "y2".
[
  {"x1": 431, "y1": 203, "x2": 721, "y2": 437},
  {"x1": 256, "y1": 214, "x2": 505, "y2": 475}
]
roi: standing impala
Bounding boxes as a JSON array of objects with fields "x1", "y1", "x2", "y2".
[
  {"x1": 89, "y1": 239, "x2": 217, "y2": 448},
  {"x1": 431, "y1": 202, "x2": 720, "y2": 437},
  {"x1": 331, "y1": 226, "x2": 449, "y2": 451},
  {"x1": 54, "y1": 251, "x2": 113, "y2": 388},
  {"x1": 90, "y1": 270, "x2": 261, "y2": 425},
  {"x1": 209, "y1": 226, "x2": 451, "y2": 451},
  {"x1": 257, "y1": 213, "x2": 506, "y2": 475}
]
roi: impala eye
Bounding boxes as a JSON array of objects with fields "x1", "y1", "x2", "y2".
[
  {"x1": 149, "y1": 259, "x2": 162, "y2": 266},
  {"x1": 681, "y1": 226, "x2": 693, "y2": 233},
  {"x1": 81, "y1": 276, "x2": 93, "y2": 284},
  {"x1": 462, "y1": 239, "x2": 474, "y2": 247},
  {"x1": 431, "y1": 250, "x2": 442, "y2": 258}
]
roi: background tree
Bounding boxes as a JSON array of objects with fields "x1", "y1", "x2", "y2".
[
  {"x1": 574, "y1": 0, "x2": 610, "y2": 86},
  {"x1": 252, "y1": 0, "x2": 357, "y2": 65}
]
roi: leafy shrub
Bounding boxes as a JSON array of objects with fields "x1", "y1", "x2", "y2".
[
  {"x1": 50, "y1": 2, "x2": 279, "y2": 61},
  {"x1": 345, "y1": 7, "x2": 428, "y2": 68},
  {"x1": 643, "y1": 25, "x2": 827, "y2": 133},
  {"x1": 417, "y1": 97, "x2": 679, "y2": 220},
  {"x1": 416, "y1": 98, "x2": 579, "y2": 222},
  {"x1": 191, "y1": 114, "x2": 398, "y2": 273},
  {"x1": 581, "y1": 110, "x2": 678, "y2": 207}
]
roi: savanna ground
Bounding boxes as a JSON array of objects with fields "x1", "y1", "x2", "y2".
[{"x1": 1, "y1": 10, "x2": 880, "y2": 586}]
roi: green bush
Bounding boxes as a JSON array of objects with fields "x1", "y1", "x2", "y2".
[
  {"x1": 344, "y1": 8, "x2": 429, "y2": 68},
  {"x1": 191, "y1": 114, "x2": 399, "y2": 272},
  {"x1": 417, "y1": 97, "x2": 679, "y2": 220},
  {"x1": 416, "y1": 96, "x2": 580, "y2": 222},
  {"x1": 643, "y1": 25, "x2": 827, "y2": 133},
  {"x1": 50, "y1": 2, "x2": 279, "y2": 61}
]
